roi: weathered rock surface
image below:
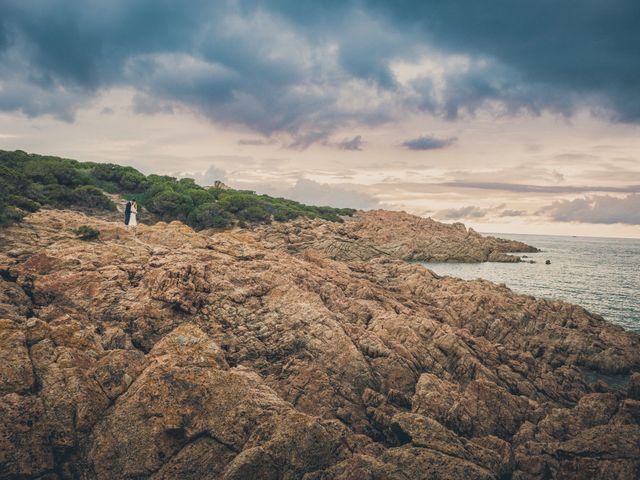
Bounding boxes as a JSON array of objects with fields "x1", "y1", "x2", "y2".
[
  {"x1": 248, "y1": 209, "x2": 538, "y2": 263},
  {"x1": 0, "y1": 209, "x2": 638, "y2": 479}
]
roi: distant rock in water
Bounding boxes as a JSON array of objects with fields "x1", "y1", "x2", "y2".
[
  {"x1": 546, "y1": 259, "x2": 551, "y2": 264},
  {"x1": 0, "y1": 209, "x2": 638, "y2": 479}
]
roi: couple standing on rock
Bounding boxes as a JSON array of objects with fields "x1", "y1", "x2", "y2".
[{"x1": 124, "y1": 199, "x2": 138, "y2": 228}]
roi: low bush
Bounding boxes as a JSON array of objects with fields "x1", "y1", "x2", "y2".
[
  {"x1": 187, "y1": 203, "x2": 232, "y2": 229},
  {"x1": 73, "y1": 225, "x2": 100, "y2": 240},
  {"x1": 72, "y1": 186, "x2": 117, "y2": 211}
]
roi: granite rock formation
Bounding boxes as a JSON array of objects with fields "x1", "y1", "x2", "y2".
[
  {"x1": 0, "y1": 210, "x2": 638, "y2": 479},
  {"x1": 249, "y1": 209, "x2": 538, "y2": 263}
]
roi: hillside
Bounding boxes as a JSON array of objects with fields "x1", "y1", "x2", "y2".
[
  {"x1": 0, "y1": 150, "x2": 354, "y2": 228},
  {"x1": 1, "y1": 209, "x2": 638, "y2": 479}
]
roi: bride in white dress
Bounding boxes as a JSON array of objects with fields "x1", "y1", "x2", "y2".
[{"x1": 129, "y1": 200, "x2": 138, "y2": 227}]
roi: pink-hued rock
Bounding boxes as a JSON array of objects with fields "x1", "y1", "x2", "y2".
[
  {"x1": 0, "y1": 209, "x2": 637, "y2": 479},
  {"x1": 248, "y1": 208, "x2": 537, "y2": 262}
]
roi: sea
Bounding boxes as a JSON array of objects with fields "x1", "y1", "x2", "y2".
[{"x1": 421, "y1": 233, "x2": 640, "y2": 333}]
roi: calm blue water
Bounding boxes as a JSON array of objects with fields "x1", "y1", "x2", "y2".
[{"x1": 421, "y1": 234, "x2": 640, "y2": 333}]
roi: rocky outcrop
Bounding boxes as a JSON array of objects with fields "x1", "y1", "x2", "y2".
[
  {"x1": 248, "y1": 209, "x2": 538, "y2": 263},
  {"x1": 0, "y1": 210, "x2": 638, "y2": 479}
]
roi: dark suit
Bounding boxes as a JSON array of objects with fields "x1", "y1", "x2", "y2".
[{"x1": 124, "y1": 201, "x2": 132, "y2": 225}]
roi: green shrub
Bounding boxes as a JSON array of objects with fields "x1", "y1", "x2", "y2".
[
  {"x1": 0, "y1": 165, "x2": 29, "y2": 191},
  {"x1": 9, "y1": 195, "x2": 40, "y2": 212},
  {"x1": 72, "y1": 186, "x2": 117, "y2": 210},
  {"x1": 150, "y1": 189, "x2": 193, "y2": 220},
  {"x1": 188, "y1": 203, "x2": 232, "y2": 229},
  {"x1": 206, "y1": 186, "x2": 224, "y2": 200},
  {"x1": 73, "y1": 225, "x2": 100, "y2": 240},
  {"x1": 119, "y1": 170, "x2": 148, "y2": 192},
  {"x1": 217, "y1": 192, "x2": 259, "y2": 213},
  {"x1": 0, "y1": 202, "x2": 24, "y2": 226},
  {"x1": 92, "y1": 163, "x2": 124, "y2": 182},
  {"x1": 238, "y1": 204, "x2": 271, "y2": 223},
  {"x1": 187, "y1": 189, "x2": 214, "y2": 207},
  {"x1": 273, "y1": 210, "x2": 298, "y2": 222},
  {"x1": 39, "y1": 184, "x2": 76, "y2": 207}
]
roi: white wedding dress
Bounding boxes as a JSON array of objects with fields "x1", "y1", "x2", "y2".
[{"x1": 129, "y1": 204, "x2": 137, "y2": 226}]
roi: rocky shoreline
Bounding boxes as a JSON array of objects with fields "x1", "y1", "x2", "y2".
[
  {"x1": 248, "y1": 209, "x2": 538, "y2": 263},
  {"x1": 1, "y1": 210, "x2": 638, "y2": 479}
]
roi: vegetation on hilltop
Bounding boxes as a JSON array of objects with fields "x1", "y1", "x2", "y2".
[{"x1": 0, "y1": 150, "x2": 355, "y2": 228}]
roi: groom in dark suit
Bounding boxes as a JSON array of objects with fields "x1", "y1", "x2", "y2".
[{"x1": 124, "y1": 200, "x2": 132, "y2": 225}]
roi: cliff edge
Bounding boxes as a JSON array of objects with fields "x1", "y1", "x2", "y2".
[{"x1": 249, "y1": 209, "x2": 537, "y2": 263}]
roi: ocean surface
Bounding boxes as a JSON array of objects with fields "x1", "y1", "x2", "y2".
[{"x1": 421, "y1": 233, "x2": 640, "y2": 333}]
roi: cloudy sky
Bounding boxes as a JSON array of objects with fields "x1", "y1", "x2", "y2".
[{"x1": 1, "y1": 0, "x2": 639, "y2": 238}]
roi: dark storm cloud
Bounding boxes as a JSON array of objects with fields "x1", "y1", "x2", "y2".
[
  {"x1": 402, "y1": 135, "x2": 457, "y2": 150},
  {"x1": 1, "y1": 0, "x2": 639, "y2": 138},
  {"x1": 416, "y1": 61, "x2": 578, "y2": 121},
  {"x1": 0, "y1": 0, "x2": 368, "y2": 135},
  {"x1": 367, "y1": 0, "x2": 640, "y2": 122},
  {"x1": 539, "y1": 194, "x2": 640, "y2": 225}
]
